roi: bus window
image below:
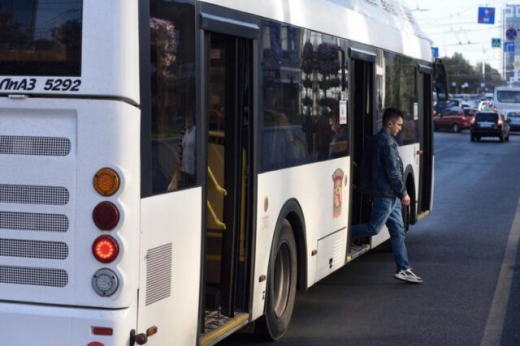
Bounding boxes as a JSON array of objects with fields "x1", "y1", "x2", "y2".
[
  {"x1": 0, "y1": 0, "x2": 82, "y2": 76},
  {"x1": 150, "y1": 1, "x2": 197, "y2": 194},
  {"x1": 261, "y1": 21, "x2": 349, "y2": 171}
]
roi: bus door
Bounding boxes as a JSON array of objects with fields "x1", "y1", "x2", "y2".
[
  {"x1": 418, "y1": 65, "x2": 434, "y2": 215},
  {"x1": 348, "y1": 48, "x2": 376, "y2": 254},
  {"x1": 200, "y1": 11, "x2": 258, "y2": 341}
]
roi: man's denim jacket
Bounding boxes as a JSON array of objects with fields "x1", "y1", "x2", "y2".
[{"x1": 358, "y1": 129, "x2": 408, "y2": 199}]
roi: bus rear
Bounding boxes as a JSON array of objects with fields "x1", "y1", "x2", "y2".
[
  {"x1": 0, "y1": 1, "x2": 141, "y2": 345},
  {"x1": 494, "y1": 86, "x2": 520, "y2": 114}
]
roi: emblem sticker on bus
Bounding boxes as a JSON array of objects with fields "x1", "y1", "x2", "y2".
[{"x1": 332, "y1": 169, "x2": 345, "y2": 218}]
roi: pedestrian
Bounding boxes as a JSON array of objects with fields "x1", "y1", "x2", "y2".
[{"x1": 352, "y1": 107, "x2": 422, "y2": 284}]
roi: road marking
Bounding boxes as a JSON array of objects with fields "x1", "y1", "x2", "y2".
[{"x1": 480, "y1": 196, "x2": 520, "y2": 346}]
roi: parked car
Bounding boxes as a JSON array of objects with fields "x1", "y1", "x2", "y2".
[
  {"x1": 505, "y1": 111, "x2": 520, "y2": 132},
  {"x1": 470, "y1": 112, "x2": 510, "y2": 142},
  {"x1": 433, "y1": 107, "x2": 476, "y2": 132}
]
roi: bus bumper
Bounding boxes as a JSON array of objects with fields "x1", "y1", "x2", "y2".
[{"x1": 0, "y1": 301, "x2": 136, "y2": 346}]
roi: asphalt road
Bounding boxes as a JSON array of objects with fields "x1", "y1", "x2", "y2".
[{"x1": 222, "y1": 129, "x2": 520, "y2": 346}]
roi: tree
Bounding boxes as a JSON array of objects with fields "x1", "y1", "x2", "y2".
[{"x1": 440, "y1": 53, "x2": 504, "y2": 94}]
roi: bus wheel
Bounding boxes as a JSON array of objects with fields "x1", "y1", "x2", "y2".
[{"x1": 257, "y1": 219, "x2": 297, "y2": 341}]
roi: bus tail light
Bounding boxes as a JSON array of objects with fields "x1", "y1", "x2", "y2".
[
  {"x1": 92, "y1": 327, "x2": 113, "y2": 336},
  {"x1": 92, "y1": 236, "x2": 119, "y2": 263},
  {"x1": 92, "y1": 268, "x2": 119, "y2": 297},
  {"x1": 93, "y1": 202, "x2": 120, "y2": 230},
  {"x1": 93, "y1": 168, "x2": 120, "y2": 196},
  {"x1": 87, "y1": 342, "x2": 104, "y2": 346}
]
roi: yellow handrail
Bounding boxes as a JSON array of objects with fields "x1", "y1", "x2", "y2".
[
  {"x1": 207, "y1": 201, "x2": 226, "y2": 230},
  {"x1": 208, "y1": 167, "x2": 227, "y2": 196}
]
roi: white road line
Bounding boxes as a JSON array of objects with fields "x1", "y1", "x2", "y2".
[{"x1": 480, "y1": 196, "x2": 520, "y2": 346}]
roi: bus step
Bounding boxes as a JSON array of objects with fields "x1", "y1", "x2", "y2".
[
  {"x1": 200, "y1": 311, "x2": 249, "y2": 346},
  {"x1": 347, "y1": 244, "x2": 370, "y2": 262}
]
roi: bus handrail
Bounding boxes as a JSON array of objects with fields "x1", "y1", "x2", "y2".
[
  {"x1": 207, "y1": 200, "x2": 226, "y2": 230},
  {"x1": 208, "y1": 167, "x2": 227, "y2": 196}
]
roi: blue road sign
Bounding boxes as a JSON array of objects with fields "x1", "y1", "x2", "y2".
[
  {"x1": 506, "y1": 28, "x2": 518, "y2": 41},
  {"x1": 492, "y1": 38, "x2": 501, "y2": 48},
  {"x1": 432, "y1": 47, "x2": 439, "y2": 58},
  {"x1": 504, "y1": 42, "x2": 515, "y2": 53},
  {"x1": 478, "y1": 7, "x2": 495, "y2": 24}
]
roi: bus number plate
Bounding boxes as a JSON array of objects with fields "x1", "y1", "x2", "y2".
[{"x1": 44, "y1": 79, "x2": 82, "y2": 92}]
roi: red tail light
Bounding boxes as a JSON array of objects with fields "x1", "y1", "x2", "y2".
[
  {"x1": 87, "y1": 342, "x2": 104, "y2": 346},
  {"x1": 92, "y1": 236, "x2": 119, "y2": 263},
  {"x1": 93, "y1": 202, "x2": 120, "y2": 230}
]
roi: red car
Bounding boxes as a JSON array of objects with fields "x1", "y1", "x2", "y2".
[{"x1": 433, "y1": 107, "x2": 477, "y2": 132}]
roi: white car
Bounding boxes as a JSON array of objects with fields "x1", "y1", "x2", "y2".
[{"x1": 478, "y1": 100, "x2": 494, "y2": 111}]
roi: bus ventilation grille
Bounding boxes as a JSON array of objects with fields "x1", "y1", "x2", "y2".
[
  {"x1": 0, "y1": 211, "x2": 68, "y2": 233},
  {"x1": 0, "y1": 265, "x2": 68, "y2": 287},
  {"x1": 0, "y1": 184, "x2": 69, "y2": 206},
  {"x1": 380, "y1": 0, "x2": 398, "y2": 16},
  {"x1": 0, "y1": 136, "x2": 71, "y2": 156},
  {"x1": 362, "y1": 0, "x2": 378, "y2": 7},
  {"x1": 145, "y1": 243, "x2": 173, "y2": 306},
  {"x1": 0, "y1": 239, "x2": 68, "y2": 260}
]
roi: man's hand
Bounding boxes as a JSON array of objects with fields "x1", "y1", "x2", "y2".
[{"x1": 402, "y1": 195, "x2": 411, "y2": 206}]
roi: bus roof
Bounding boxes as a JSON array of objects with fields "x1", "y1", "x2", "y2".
[{"x1": 201, "y1": 0, "x2": 432, "y2": 61}]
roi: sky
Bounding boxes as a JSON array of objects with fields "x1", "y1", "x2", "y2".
[{"x1": 400, "y1": 0, "x2": 511, "y2": 74}]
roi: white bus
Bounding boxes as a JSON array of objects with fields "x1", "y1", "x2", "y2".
[
  {"x1": 0, "y1": 0, "x2": 446, "y2": 345},
  {"x1": 494, "y1": 86, "x2": 520, "y2": 114}
]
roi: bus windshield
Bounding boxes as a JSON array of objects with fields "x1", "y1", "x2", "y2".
[
  {"x1": 0, "y1": 0, "x2": 83, "y2": 76},
  {"x1": 496, "y1": 90, "x2": 520, "y2": 103}
]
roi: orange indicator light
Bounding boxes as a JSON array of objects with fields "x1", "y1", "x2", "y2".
[{"x1": 93, "y1": 168, "x2": 120, "y2": 196}]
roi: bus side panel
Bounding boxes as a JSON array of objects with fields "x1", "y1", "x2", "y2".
[
  {"x1": 0, "y1": 303, "x2": 136, "y2": 346},
  {"x1": 138, "y1": 189, "x2": 202, "y2": 345},
  {"x1": 252, "y1": 158, "x2": 349, "y2": 320}
]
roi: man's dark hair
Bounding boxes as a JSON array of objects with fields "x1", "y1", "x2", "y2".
[{"x1": 382, "y1": 107, "x2": 403, "y2": 127}]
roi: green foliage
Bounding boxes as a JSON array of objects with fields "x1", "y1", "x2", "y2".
[{"x1": 441, "y1": 53, "x2": 504, "y2": 93}]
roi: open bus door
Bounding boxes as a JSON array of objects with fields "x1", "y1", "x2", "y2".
[
  {"x1": 416, "y1": 59, "x2": 448, "y2": 215},
  {"x1": 348, "y1": 48, "x2": 377, "y2": 257},
  {"x1": 199, "y1": 8, "x2": 258, "y2": 345},
  {"x1": 417, "y1": 64, "x2": 434, "y2": 217}
]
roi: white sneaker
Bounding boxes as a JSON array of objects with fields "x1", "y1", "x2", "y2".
[{"x1": 394, "y1": 269, "x2": 423, "y2": 284}]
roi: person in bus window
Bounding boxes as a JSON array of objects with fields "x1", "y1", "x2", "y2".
[
  {"x1": 352, "y1": 107, "x2": 422, "y2": 284},
  {"x1": 168, "y1": 114, "x2": 196, "y2": 191}
]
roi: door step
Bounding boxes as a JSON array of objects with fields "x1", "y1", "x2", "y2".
[
  {"x1": 200, "y1": 311, "x2": 249, "y2": 346},
  {"x1": 347, "y1": 244, "x2": 370, "y2": 262}
]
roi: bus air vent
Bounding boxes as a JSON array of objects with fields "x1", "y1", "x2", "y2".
[
  {"x1": 0, "y1": 211, "x2": 69, "y2": 233},
  {"x1": 145, "y1": 243, "x2": 172, "y2": 306},
  {"x1": 0, "y1": 135, "x2": 71, "y2": 156},
  {"x1": 0, "y1": 265, "x2": 68, "y2": 287},
  {"x1": 0, "y1": 184, "x2": 69, "y2": 205},
  {"x1": 362, "y1": 0, "x2": 378, "y2": 7},
  {"x1": 0, "y1": 239, "x2": 68, "y2": 260},
  {"x1": 380, "y1": 0, "x2": 398, "y2": 16}
]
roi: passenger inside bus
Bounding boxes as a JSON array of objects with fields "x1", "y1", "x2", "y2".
[{"x1": 167, "y1": 114, "x2": 196, "y2": 191}]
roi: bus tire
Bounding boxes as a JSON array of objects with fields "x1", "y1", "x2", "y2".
[{"x1": 257, "y1": 219, "x2": 297, "y2": 341}]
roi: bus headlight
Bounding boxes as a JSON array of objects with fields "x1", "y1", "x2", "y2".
[{"x1": 92, "y1": 268, "x2": 119, "y2": 297}]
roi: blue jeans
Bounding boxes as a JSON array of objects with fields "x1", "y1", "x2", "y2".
[{"x1": 351, "y1": 196, "x2": 410, "y2": 271}]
